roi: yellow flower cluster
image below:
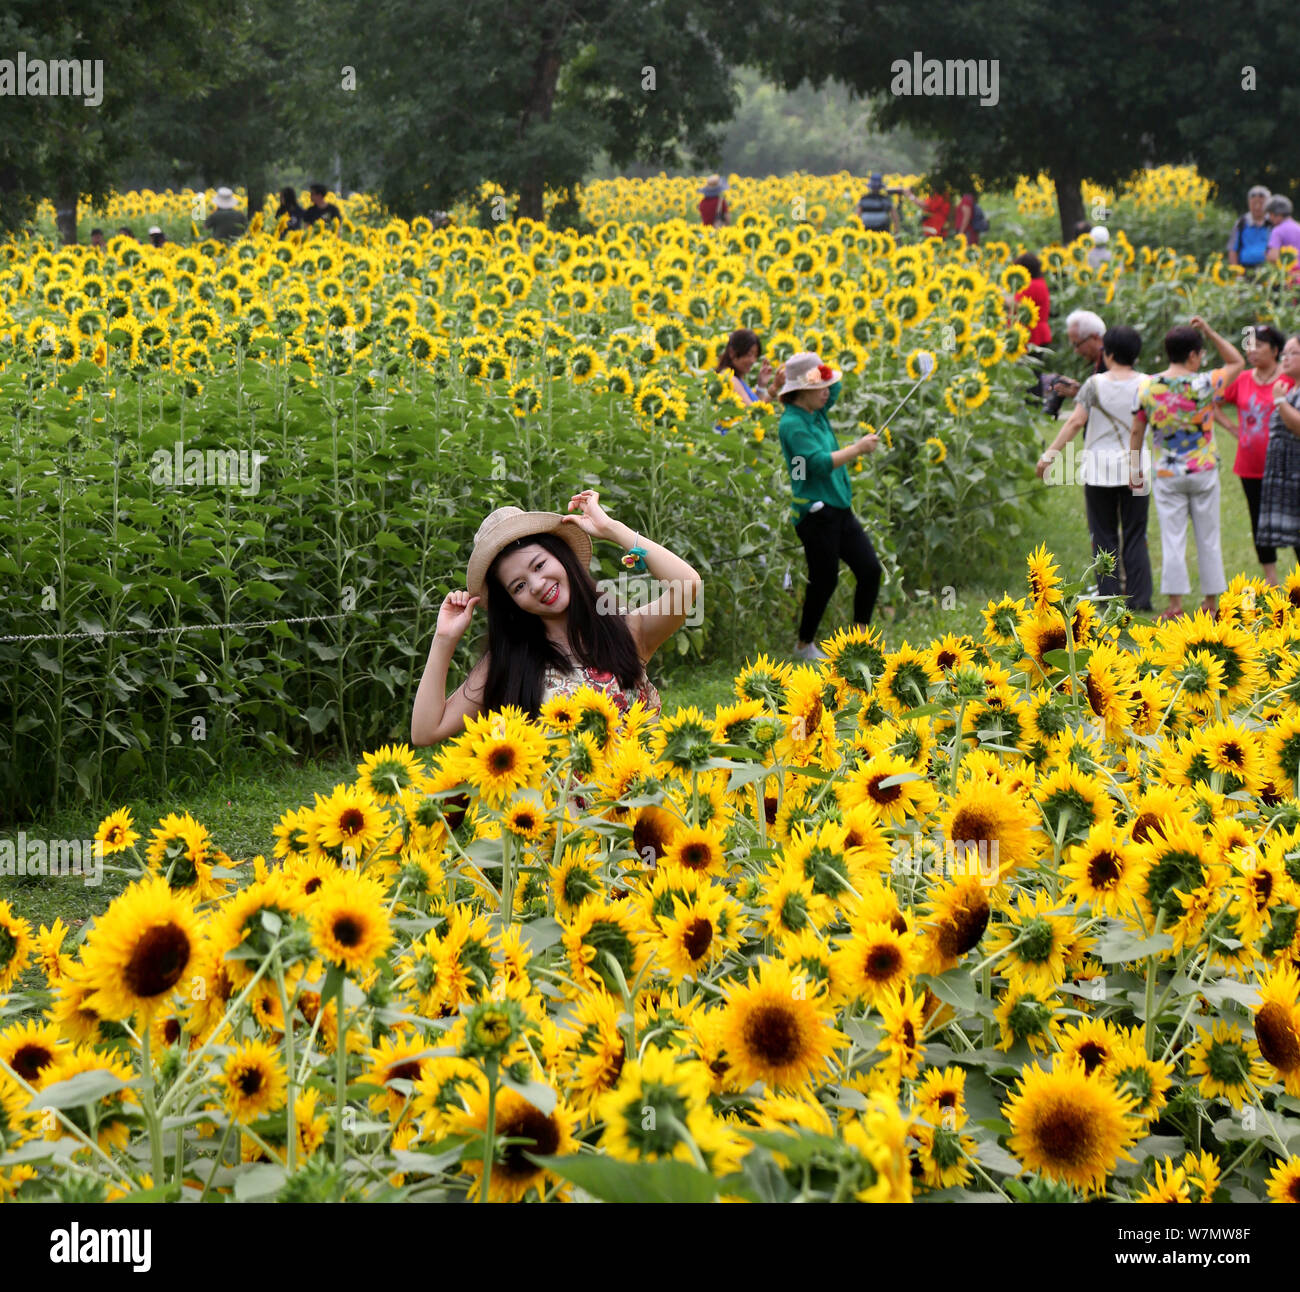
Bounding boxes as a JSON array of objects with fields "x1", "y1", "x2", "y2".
[{"x1": 4, "y1": 550, "x2": 1300, "y2": 1202}]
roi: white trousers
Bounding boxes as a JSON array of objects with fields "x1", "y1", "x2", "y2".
[{"x1": 1152, "y1": 470, "x2": 1226, "y2": 597}]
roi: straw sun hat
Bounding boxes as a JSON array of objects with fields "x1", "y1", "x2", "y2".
[
  {"x1": 466, "y1": 506, "x2": 593, "y2": 599},
  {"x1": 214, "y1": 187, "x2": 237, "y2": 209}
]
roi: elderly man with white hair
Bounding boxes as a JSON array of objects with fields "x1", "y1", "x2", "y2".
[{"x1": 1048, "y1": 310, "x2": 1107, "y2": 401}]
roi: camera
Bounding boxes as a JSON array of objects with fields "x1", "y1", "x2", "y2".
[{"x1": 1028, "y1": 372, "x2": 1065, "y2": 417}]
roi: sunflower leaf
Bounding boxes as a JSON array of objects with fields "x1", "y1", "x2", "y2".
[
  {"x1": 35, "y1": 1068, "x2": 134, "y2": 1109},
  {"x1": 531, "y1": 1154, "x2": 719, "y2": 1203},
  {"x1": 498, "y1": 1074, "x2": 557, "y2": 1117}
]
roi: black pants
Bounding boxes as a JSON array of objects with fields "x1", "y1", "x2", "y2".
[
  {"x1": 1240, "y1": 474, "x2": 1299, "y2": 566},
  {"x1": 794, "y1": 505, "x2": 882, "y2": 641},
  {"x1": 1083, "y1": 485, "x2": 1153, "y2": 610}
]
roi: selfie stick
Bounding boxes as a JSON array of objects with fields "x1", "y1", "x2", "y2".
[{"x1": 876, "y1": 351, "x2": 936, "y2": 434}]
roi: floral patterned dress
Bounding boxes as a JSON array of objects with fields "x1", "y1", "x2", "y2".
[{"x1": 540, "y1": 664, "x2": 661, "y2": 719}]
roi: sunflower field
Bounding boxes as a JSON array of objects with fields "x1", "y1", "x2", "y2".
[
  {"x1": 2, "y1": 546, "x2": 1300, "y2": 1204},
  {"x1": 4, "y1": 175, "x2": 1297, "y2": 821}
]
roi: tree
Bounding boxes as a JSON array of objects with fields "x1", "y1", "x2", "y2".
[
  {"x1": 314, "y1": 0, "x2": 748, "y2": 223},
  {"x1": 754, "y1": 1, "x2": 1205, "y2": 241},
  {"x1": 0, "y1": 0, "x2": 213, "y2": 241}
]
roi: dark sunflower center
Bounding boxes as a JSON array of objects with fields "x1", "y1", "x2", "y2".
[
  {"x1": 515, "y1": 812, "x2": 536, "y2": 831},
  {"x1": 1076, "y1": 1040, "x2": 1108, "y2": 1074},
  {"x1": 937, "y1": 650, "x2": 958, "y2": 670},
  {"x1": 488, "y1": 746, "x2": 517, "y2": 775},
  {"x1": 304, "y1": 877, "x2": 323, "y2": 894},
  {"x1": 1035, "y1": 1101, "x2": 1092, "y2": 1165},
  {"x1": 1039, "y1": 627, "x2": 1067, "y2": 656},
  {"x1": 1084, "y1": 673, "x2": 1106, "y2": 717},
  {"x1": 332, "y1": 915, "x2": 364, "y2": 948},
  {"x1": 1251, "y1": 872, "x2": 1273, "y2": 907},
  {"x1": 1255, "y1": 1002, "x2": 1300, "y2": 1071},
  {"x1": 632, "y1": 816, "x2": 670, "y2": 861},
  {"x1": 124, "y1": 923, "x2": 191, "y2": 999},
  {"x1": 236, "y1": 1066, "x2": 265, "y2": 1096},
  {"x1": 163, "y1": 1018, "x2": 181, "y2": 1045},
  {"x1": 499, "y1": 1105, "x2": 561, "y2": 1179},
  {"x1": 1087, "y1": 850, "x2": 1123, "y2": 888},
  {"x1": 1131, "y1": 812, "x2": 1162, "y2": 843},
  {"x1": 865, "y1": 943, "x2": 903, "y2": 980},
  {"x1": 1220, "y1": 742, "x2": 1244, "y2": 768},
  {"x1": 682, "y1": 917, "x2": 713, "y2": 960},
  {"x1": 743, "y1": 1002, "x2": 801, "y2": 1066},
  {"x1": 679, "y1": 842, "x2": 712, "y2": 870},
  {"x1": 12, "y1": 1043, "x2": 54, "y2": 1081},
  {"x1": 868, "y1": 775, "x2": 903, "y2": 804},
  {"x1": 387, "y1": 1060, "x2": 422, "y2": 1083},
  {"x1": 339, "y1": 808, "x2": 366, "y2": 835}
]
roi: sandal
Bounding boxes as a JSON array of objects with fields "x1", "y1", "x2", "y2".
[{"x1": 1156, "y1": 607, "x2": 1183, "y2": 623}]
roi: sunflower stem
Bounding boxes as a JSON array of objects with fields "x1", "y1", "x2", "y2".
[
  {"x1": 949, "y1": 699, "x2": 966, "y2": 794},
  {"x1": 480, "y1": 1057, "x2": 499, "y2": 1204},
  {"x1": 1143, "y1": 909, "x2": 1168, "y2": 1060},
  {"x1": 139, "y1": 1025, "x2": 165, "y2": 1186},
  {"x1": 334, "y1": 973, "x2": 348, "y2": 1169},
  {"x1": 274, "y1": 949, "x2": 297, "y2": 1177},
  {"x1": 198, "y1": 1116, "x2": 237, "y2": 1203}
]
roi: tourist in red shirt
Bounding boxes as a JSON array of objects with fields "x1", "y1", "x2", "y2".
[
  {"x1": 902, "y1": 185, "x2": 950, "y2": 238},
  {"x1": 1010, "y1": 253, "x2": 1052, "y2": 347},
  {"x1": 1215, "y1": 323, "x2": 1295, "y2": 583},
  {"x1": 698, "y1": 174, "x2": 730, "y2": 227}
]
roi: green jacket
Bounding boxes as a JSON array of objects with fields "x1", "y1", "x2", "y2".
[{"x1": 777, "y1": 381, "x2": 852, "y2": 523}]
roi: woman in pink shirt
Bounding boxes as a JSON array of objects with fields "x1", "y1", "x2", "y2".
[{"x1": 1215, "y1": 323, "x2": 1295, "y2": 584}]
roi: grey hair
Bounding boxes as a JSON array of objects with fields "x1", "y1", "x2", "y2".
[
  {"x1": 1248, "y1": 185, "x2": 1272, "y2": 199},
  {"x1": 1266, "y1": 195, "x2": 1294, "y2": 217},
  {"x1": 1066, "y1": 309, "x2": 1106, "y2": 340}
]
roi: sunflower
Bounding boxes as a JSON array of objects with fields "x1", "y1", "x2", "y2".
[
  {"x1": 39, "y1": 1044, "x2": 138, "y2": 1152},
  {"x1": 877, "y1": 643, "x2": 941, "y2": 716},
  {"x1": 986, "y1": 891, "x2": 1076, "y2": 992},
  {"x1": 206, "y1": 870, "x2": 305, "y2": 989},
  {"x1": 79, "y1": 876, "x2": 200, "y2": 1022},
  {"x1": 1003, "y1": 1061, "x2": 1139, "y2": 1195},
  {"x1": 1057, "y1": 1016, "x2": 1123, "y2": 1076},
  {"x1": 362, "y1": 1031, "x2": 437, "y2": 1121},
  {"x1": 309, "y1": 869, "x2": 394, "y2": 975},
  {"x1": 448, "y1": 1085, "x2": 578, "y2": 1202},
  {"x1": 905, "y1": 348, "x2": 936, "y2": 380},
  {"x1": 597, "y1": 1047, "x2": 723, "y2": 1165},
  {"x1": 94, "y1": 806, "x2": 140, "y2": 855},
  {"x1": 144, "y1": 811, "x2": 224, "y2": 897},
  {"x1": 1060, "y1": 823, "x2": 1139, "y2": 914},
  {"x1": 876, "y1": 982, "x2": 928, "y2": 1079},
  {"x1": 652, "y1": 881, "x2": 742, "y2": 981},
  {"x1": 1025, "y1": 543, "x2": 1063, "y2": 615},
  {"x1": 1267, "y1": 1156, "x2": 1300, "y2": 1204},
  {"x1": 833, "y1": 919, "x2": 919, "y2": 1009},
  {"x1": 548, "y1": 843, "x2": 604, "y2": 919},
  {"x1": 1252, "y1": 963, "x2": 1300, "y2": 1095},
  {"x1": 660, "y1": 823, "x2": 728, "y2": 878},
  {"x1": 562, "y1": 898, "x2": 648, "y2": 996},
  {"x1": 1035, "y1": 762, "x2": 1115, "y2": 854},
  {"x1": 629, "y1": 804, "x2": 680, "y2": 867},
  {"x1": 982, "y1": 594, "x2": 1025, "y2": 646},
  {"x1": 918, "y1": 873, "x2": 993, "y2": 974},
  {"x1": 651, "y1": 705, "x2": 719, "y2": 779},
  {"x1": 1183, "y1": 1020, "x2": 1271, "y2": 1109},
  {"x1": 717, "y1": 959, "x2": 844, "y2": 1090},
  {"x1": 444, "y1": 707, "x2": 548, "y2": 804},
  {"x1": 306, "y1": 782, "x2": 392, "y2": 866},
  {"x1": 0, "y1": 901, "x2": 34, "y2": 996},
  {"x1": 913, "y1": 1064, "x2": 968, "y2": 1130},
  {"x1": 1134, "y1": 817, "x2": 1219, "y2": 937},
  {"x1": 356, "y1": 744, "x2": 425, "y2": 804},
  {"x1": 939, "y1": 772, "x2": 1039, "y2": 881},
  {"x1": 221, "y1": 1038, "x2": 288, "y2": 1124},
  {"x1": 1132, "y1": 1158, "x2": 1191, "y2": 1203},
  {"x1": 758, "y1": 862, "x2": 832, "y2": 940},
  {"x1": 0, "y1": 1019, "x2": 63, "y2": 1090},
  {"x1": 839, "y1": 750, "x2": 939, "y2": 826},
  {"x1": 734, "y1": 653, "x2": 792, "y2": 708}
]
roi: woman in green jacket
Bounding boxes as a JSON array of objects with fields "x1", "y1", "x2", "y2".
[{"x1": 777, "y1": 351, "x2": 882, "y2": 661}]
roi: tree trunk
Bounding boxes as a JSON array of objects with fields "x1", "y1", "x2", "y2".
[
  {"x1": 516, "y1": 41, "x2": 565, "y2": 224},
  {"x1": 1050, "y1": 166, "x2": 1085, "y2": 244},
  {"x1": 55, "y1": 189, "x2": 78, "y2": 245}
]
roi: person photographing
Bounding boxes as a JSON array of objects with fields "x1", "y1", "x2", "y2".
[{"x1": 777, "y1": 352, "x2": 883, "y2": 661}]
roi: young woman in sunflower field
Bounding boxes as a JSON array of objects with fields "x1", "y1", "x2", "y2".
[
  {"x1": 410, "y1": 490, "x2": 702, "y2": 743},
  {"x1": 777, "y1": 351, "x2": 882, "y2": 661}
]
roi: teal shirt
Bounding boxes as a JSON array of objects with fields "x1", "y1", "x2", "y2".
[{"x1": 778, "y1": 381, "x2": 852, "y2": 523}]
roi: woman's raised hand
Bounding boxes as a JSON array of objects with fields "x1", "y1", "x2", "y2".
[
  {"x1": 562, "y1": 488, "x2": 614, "y2": 538},
  {"x1": 434, "y1": 589, "x2": 480, "y2": 643}
]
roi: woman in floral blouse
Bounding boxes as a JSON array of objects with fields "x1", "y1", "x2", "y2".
[{"x1": 1129, "y1": 317, "x2": 1244, "y2": 620}]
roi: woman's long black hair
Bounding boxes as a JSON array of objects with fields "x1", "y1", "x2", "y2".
[{"x1": 480, "y1": 532, "x2": 642, "y2": 715}]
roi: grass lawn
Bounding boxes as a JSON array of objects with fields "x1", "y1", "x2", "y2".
[{"x1": 3, "y1": 423, "x2": 1293, "y2": 954}]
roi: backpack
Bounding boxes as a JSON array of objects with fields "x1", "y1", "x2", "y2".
[
  {"x1": 971, "y1": 203, "x2": 990, "y2": 233},
  {"x1": 1234, "y1": 217, "x2": 1270, "y2": 266}
]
